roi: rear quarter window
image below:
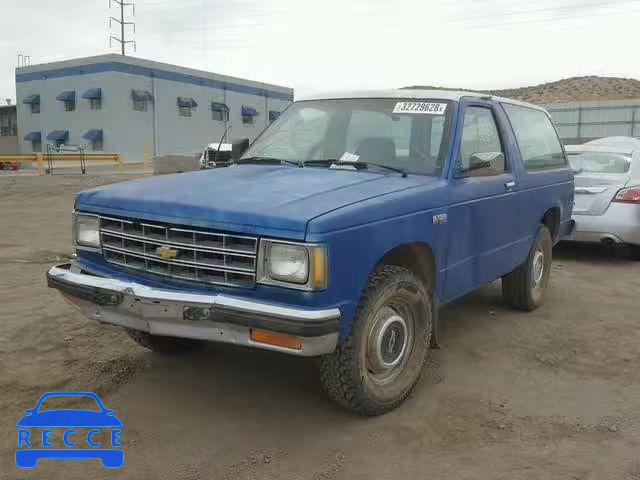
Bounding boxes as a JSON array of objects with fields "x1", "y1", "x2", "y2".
[{"x1": 503, "y1": 103, "x2": 567, "y2": 170}]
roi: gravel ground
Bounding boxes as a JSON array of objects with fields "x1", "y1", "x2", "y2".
[{"x1": 1, "y1": 174, "x2": 639, "y2": 480}]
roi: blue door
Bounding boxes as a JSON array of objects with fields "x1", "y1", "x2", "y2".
[{"x1": 442, "y1": 100, "x2": 521, "y2": 303}]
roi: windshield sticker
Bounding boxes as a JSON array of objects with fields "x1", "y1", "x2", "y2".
[
  {"x1": 339, "y1": 152, "x2": 360, "y2": 162},
  {"x1": 392, "y1": 102, "x2": 447, "y2": 115}
]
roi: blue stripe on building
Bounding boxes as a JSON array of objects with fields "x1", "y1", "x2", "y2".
[{"x1": 16, "y1": 61, "x2": 293, "y2": 101}]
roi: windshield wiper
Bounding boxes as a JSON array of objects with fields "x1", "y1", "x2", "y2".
[
  {"x1": 235, "y1": 156, "x2": 303, "y2": 167},
  {"x1": 303, "y1": 159, "x2": 407, "y2": 177}
]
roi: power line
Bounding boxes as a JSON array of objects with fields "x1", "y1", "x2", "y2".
[
  {"x1": 109, "y1": 0, "x2": 136, "y2": 55},
  {"x1": 139, "y1": 0, "x2": 639, "y2": 42},
  {"x1": 450, "y1": 0, "x2": 640, "y2": 23}
]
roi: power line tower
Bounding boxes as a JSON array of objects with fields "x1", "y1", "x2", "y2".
[{"x1": 109, "y1": 0, "x2": 136, "y2": 55}]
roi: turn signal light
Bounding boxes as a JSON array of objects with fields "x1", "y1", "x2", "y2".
[
  {"x1": 613, "y1": 186, "x2": 640, "y2": 204},
  {"x1": 250, "y1": 329, "x2": 302, "y2": 350}
]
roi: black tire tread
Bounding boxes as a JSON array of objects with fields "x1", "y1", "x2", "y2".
[
  {"x1": 319, "y1": 265, "x2": 431, "y2": 416},
  {"x1": 502, "y1": 226, "x2": 551, "y2": 311}
]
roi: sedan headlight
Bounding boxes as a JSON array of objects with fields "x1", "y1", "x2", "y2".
[
  {"x1": 73, "y1": 213, "x2": 100, "y2": 248},
  {"x1": 259, "y1": 240, "x2": 327, "y2": 290}
]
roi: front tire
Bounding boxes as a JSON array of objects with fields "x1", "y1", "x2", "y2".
[
  {"x1": 629, "y1": 244, "x2": 640, "y2": 261},
  {"x1": 125, "y1": 329, "x2": 203, "y2": 354},
  {"x1": 319, "y1": 265, "x2": 432, "y2": 416},
  {"x1": 502, "y1": 225, "x2": 552, "y2": 311}
]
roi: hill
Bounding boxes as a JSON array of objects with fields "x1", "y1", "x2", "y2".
[{"x1": 404, "y1": 76, "x2": 640, "y2": 104}]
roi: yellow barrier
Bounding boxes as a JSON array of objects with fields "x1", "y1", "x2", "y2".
[{"x1": 0, "y1": 153, "x2": 122, "y2": 175}]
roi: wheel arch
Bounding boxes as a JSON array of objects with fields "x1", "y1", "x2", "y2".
[
  {"x1": 372, "y1": 241, "x2": 436, "y2": 296},
  {"x1": 541, "y1": 206, "x2": 560, "y2": 242}
]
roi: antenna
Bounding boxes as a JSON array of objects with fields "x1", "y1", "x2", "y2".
[{"x1": 109, "y1": 0, "x2": 136, "y2": 55}]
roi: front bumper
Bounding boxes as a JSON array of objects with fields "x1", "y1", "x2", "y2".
[{"x1": 47, "y1": 264, "x2": 340, "y2": 356}]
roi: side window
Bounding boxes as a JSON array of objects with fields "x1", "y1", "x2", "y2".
[
  {"x1": 503, "y1": 104, "x2": 566, "y2": 170},
  {"x1": 458, "y1": 106, "x2": 505, "y2": 176}
]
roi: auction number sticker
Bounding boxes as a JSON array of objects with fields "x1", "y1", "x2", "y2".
[{"x1": 393, "y1": 102, "x2": 447, "y2": 114}]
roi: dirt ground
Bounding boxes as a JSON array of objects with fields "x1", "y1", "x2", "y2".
[{"x1": 1, "y1": 174, "x2": 639, "y2": 480}]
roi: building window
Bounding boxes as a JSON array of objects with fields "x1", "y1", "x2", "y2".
[
  {"x1": 31, "y1": 103, "x2": 40, "y2": 114},
  {"x1": 212, "y1": 109, "x2": 229, "y2": 122},
  {"x1": 92, "y1": 139, "x2": 103, "y2": 151},
  {"x1": 133, "y1": 99, "x2": 148, "y2": 112},
  {"x1": 269, "y1": 110, "x2": 280, "y2": 122},
  {"x1": 177, "y1": 97, "x2": 197, "y2": 117},
  {"x1": 178, "y1": 105, "x2": 192, "y2": 117},
  {"x1": 64, "y1": 99, "x2": 75, "y2": 112},
  {"x1": 90, "y1": 98, "x2": 102, "y2": 110},
  {"x1": 32, "y1": 140, "x2": 41, "y2": 152},
  {"x1": 241, "y1": 106, "x2": 259, "y2": 125}
]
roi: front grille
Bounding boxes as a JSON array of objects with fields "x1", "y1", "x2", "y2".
[{"x1": 99, "y1": 216, "x2": 258, "y2": 288}]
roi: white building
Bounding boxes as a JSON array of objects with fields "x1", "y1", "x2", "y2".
[{"x1": 15, "y1": 54, "x2": 293, "y2": 161}]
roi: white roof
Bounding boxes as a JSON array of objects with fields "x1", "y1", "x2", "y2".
[
  {"x1": 584, "y1": 136, "x2": 640, "y2": 152},
  {"x1": 565, "y1": 144, "x2": 633, "y2": 155},
  {"x1": 300, "y1": 89, "x2": 546, "y2": 111}
]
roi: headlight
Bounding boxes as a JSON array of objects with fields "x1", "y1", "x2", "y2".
[
  {"x1": 268, "y1": 243, "x2": 308, "y2": 283},
  {"x1": 74, "y1": 213, "x2": 100, "y2": 248},
  {"x1": 259, "y1": 240, "x2": 327, "y2": 290}
]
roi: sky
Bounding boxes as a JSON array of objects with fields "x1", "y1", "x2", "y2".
[{"x1": 1, "y1": 0, "x2": 639, "y2": 103}]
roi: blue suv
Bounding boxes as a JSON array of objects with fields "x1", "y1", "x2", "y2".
[{"x1": 47, "y1": 90, "x2": 574, "y2": 415}]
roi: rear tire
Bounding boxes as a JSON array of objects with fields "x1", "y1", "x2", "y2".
[
  {"x1": 502, "y1": 225, "x2": 552, "y2": 311},
  {"x1": 319, "y1": 265, "x2": 432, "y2": 416},
  {"x1": 125, "y1": 329, "x2": 204, "y2": 354},
  {"x1": 630, "y1": 245, "x2": 640, "y2": 261}
]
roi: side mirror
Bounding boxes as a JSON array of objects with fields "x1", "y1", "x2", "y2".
[
  {"x1": 458, "y1": 151, "x2": 503, "y2": 176},
  {"x1": 231, "y1": 138, "x2": 250, "y2": 160}
]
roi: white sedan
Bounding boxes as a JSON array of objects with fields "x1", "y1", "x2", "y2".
[{"x1": 566, "y1": 136, "x2": 640, "y2": 260}]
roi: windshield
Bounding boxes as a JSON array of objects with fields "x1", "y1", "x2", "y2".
[
  {"x1": 243, "y1": 98, "x2": 453, "y2": 176},
  {"x1": 567, "y1": 151, "x2": 631, "y2": 174},
  {"x1": 37, "y1": 395, "x2": 101, "y2": 412}
]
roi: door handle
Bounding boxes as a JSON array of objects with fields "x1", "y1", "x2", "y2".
[{"x1": 505, "y1": 181, "x2": 516, "y2": 191}]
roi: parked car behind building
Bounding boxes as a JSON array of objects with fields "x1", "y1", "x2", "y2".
[
  {"x1": 47, "y1": 90, "x2": 574, "y2": 415},
  {"x1": 566, "y1": 137, "x2": 640, "y2": 260}
]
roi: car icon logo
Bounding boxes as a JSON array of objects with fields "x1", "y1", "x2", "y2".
[
  {"x1": 156, "y1": 245, "x2": 178, "y2": 259},
  {"x1": 15, "y1": 391, "x2": 123, "y2": 468}
]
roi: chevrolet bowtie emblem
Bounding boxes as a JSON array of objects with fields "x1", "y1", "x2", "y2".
[{"x1": 156, "y1": 245, "x2": 178, "y2": 259}]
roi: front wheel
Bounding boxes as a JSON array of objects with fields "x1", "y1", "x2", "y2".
[
  {"x1": 629, "y1": 244, "x2": 640, "y2": 261},
  {"x1": 502, "y1": 225, "x2": 552, "y2": 311},
  {"x1": 319, "y1": 265, "x2": 432, "y2": 416}
]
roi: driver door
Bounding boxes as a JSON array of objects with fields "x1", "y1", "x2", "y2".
[{"x1": 442, "y1": 100, "x2": 520, "y2": 302}]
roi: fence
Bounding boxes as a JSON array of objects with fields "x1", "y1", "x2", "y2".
[{"x1": 0, "y1": 153, "x2": 123, "y2": 175}]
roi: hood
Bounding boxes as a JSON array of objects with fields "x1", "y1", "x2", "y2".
[{"x1": 76, "y1": 165, "x2": 427, "y2": 239}]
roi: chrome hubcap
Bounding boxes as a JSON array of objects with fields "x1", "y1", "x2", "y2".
[
  {"x1": 366, "y1": 306, "x2": 412, "y2": 384},
  {"x1": 532, "y1": 247, "x2": 545, "y2": 288}
]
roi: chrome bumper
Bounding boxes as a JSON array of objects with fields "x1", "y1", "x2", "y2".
[{"x1": 47, "y1": 264, "x2": 340, "y2": 356}]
